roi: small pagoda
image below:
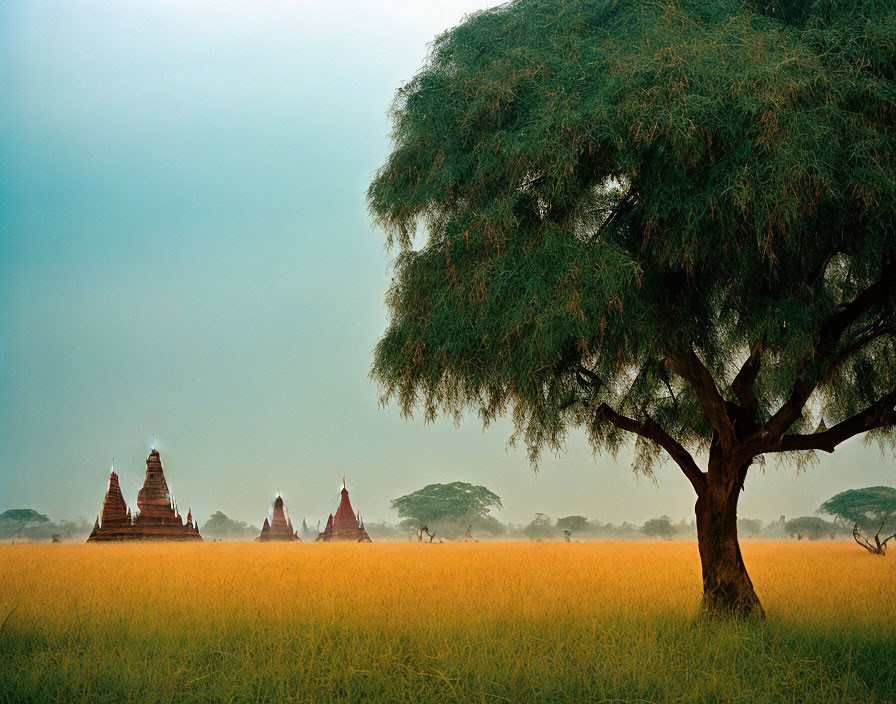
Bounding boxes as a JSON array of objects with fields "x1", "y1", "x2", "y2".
[
  {"x1": 87, "y1": 448, "x2": 202, "y2": 542},
  {"x1": 256, "y1": 494, "x2": 300, "y2": 542},
  {"x1": 316, "y1": 477, "x2": 371, "y2": 542}
]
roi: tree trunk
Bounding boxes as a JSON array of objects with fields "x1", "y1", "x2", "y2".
[{"x1": 695, "y1": 461, "x2": 764, "y2": 618}]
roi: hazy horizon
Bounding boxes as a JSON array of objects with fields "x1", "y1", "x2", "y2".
[{"x1": 2, "y1": 0, "x2": 892, "y2": 531}]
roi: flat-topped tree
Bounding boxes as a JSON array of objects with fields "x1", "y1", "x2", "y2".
[
  {"x1": 820, "y1": 486, "x2": 896, "y2": 554},
  {"x1": 392, "y1": 482, "x2": 502, "y2": 537},
  {"x1": 368, "y1": 0, "x2": 896, "y2": 617}
]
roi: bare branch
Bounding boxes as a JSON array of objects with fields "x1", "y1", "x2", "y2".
[
  {"x1": 769, "y1": 388, "x2": 896, "y2": 454},
  {"x1": 593, "y1": 402, "x2": 706, "y2": 494},
  {"x1": 819, "y1": 321, "x2": 889, "y2": 387},
  {"x1": 853, "y1": 523, "x2": 878, "y2": 553},
  {"x1": 752, "y1": 258, "x2": 896, "y2": 450},
  {"x1": 851, "y1": 523, "x2": 891, "y2": 555},
  {"x1": 590, "y1": 190, "x2": 638, "y2": 242},
  {"x1": 731, "y1": 341, "x2": 762, "y2": 420},
  {"x1": 575, "y1": 365, "x2": 601, "y2": 389},
  {"x1": 665, "y1": 348, "x2": 738, "y2": 450}
]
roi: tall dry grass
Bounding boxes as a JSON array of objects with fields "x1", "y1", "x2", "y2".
[{"x1": 1, "y1": 542, "x2": 893, "y2": 703}]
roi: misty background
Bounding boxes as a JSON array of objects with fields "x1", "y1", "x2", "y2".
[{"x1": 1, "y1": 0, "x2": 891, "y2": 531}]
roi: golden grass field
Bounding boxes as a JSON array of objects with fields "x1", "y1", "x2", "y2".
[{"x1": 1, "y1": 541, "x2": 894, "y2": 703}]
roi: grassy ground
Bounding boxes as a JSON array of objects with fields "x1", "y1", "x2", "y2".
[{"x1": 0, "y1": 541, "x2": 893, "y2": 704}]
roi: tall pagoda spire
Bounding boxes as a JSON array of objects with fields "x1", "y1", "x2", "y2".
[
  {"x1": 315, "y1": 477, "x2": 372, "y2": 542},
  {"x1": 137, "y1": 448, "x2": 172, "y2": 518},
  {"x1": 100, "y1": 466, "x2": 130, "y2": 528},
  {"x1": 87, "y1": 462, "x2": 133, "y2": 541}
]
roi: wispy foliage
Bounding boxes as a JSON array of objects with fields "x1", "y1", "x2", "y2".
[{"x1": 369, "y1": 0, "x2": 896, "y2": 473}]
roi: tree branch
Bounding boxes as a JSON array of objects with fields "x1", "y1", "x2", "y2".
[
  {"x1": 853, "y1": 523, "x2": 878, "y2": 553},
  {"x1": 768, "y1": 387, "x2": 896, "y2": 454},
  {"x1": 752, "y1": 257, "x2": 896, "y2": 450},
  {"x1": 593, "y1": 402, "x2": 706, "y2": 494},
  {"x1": 576, "y1": 365, "x2": 601, "y2": 389},
  {"x1": 818, "y1": 321, "x2": 889, "y2": 388},
  {"x1": 590, "y1": 190, "x2": 638, "y2": 242},
  {"x1": 665, "y1": 347, "x2": 738, "y2": 450},
  {"x1": 731, "y1": 341, "x2": 763, "y2": 421}
]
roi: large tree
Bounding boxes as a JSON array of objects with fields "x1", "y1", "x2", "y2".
[
  {"x1": 368, "y1": 0, "x2": 896, "y2": 616},
  {"x1": 391, "y1": 482, "x2": 503, "y2": 537},
  {"x1": 642, "y1": 516, "x2": 677, "y2": 541},
  {"x1": 0, "y1": 509, "x2": 50, "y2": 539},
  {"x1": 784, "y1": 515, "x2": 839, "y2": 541},
  {"x1": 201, "y1": 511, "x2": 259, "y2": 540},
  {"x1": 556, "y1": 515, "x2": 591, "y2": 534}
]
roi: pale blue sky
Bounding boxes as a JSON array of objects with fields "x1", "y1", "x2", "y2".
[{"x1": 1, "y1": 0, "x2": 891, "y2": 529}]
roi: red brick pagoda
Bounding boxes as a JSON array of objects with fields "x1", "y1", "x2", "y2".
[
  {"x1": 87, "y1": 449, "x2": 202, "y2": 542},
  {"x1": 316, "y1": 477, "x2": 371, "y2": 542},
  {"x1": 256, "y1": 494, "x2": 300, "y2": 542},
  {"x1": 86, "y1": 468, "x2": 133, "y2": 540}
]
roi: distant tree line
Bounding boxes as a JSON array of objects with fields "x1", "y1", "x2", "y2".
[
  {"x1": 0, "y1": 509, "x2": 92, "y2": 542},
  {"x1": 509, "y1": 513, "x2": 848, "y2": 542},
  {"x1": 379, "y1": 483, "x2": 864, "y2": 543},
  {"x1": 5, "y1": 485, "x2": 889, "y2": 546}
]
